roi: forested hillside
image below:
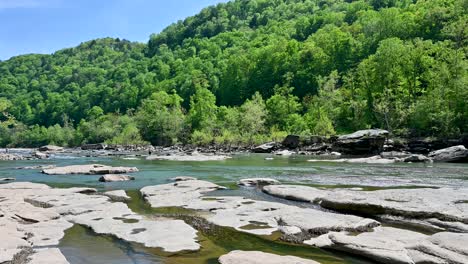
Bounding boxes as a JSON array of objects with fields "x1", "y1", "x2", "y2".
[{"x1": 0, "y1": 0, "x2": 467, "y2": 147}]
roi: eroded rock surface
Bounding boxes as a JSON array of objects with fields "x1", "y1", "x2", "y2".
[
  {"x1": 42, "y1": 164, "x2": 139, "y2": 175},
  {"x1": 147, "y1": 153, "x2": 230, "y2": 161},
  {"x1": 305, "y1": 227, "x2": 468, "y2": 264},
  {"x1": 238, "y1": 178, "x2": 280, "y2": 187},
  {"x1": 332, "y1": 129, "x2": 389, "y2": 155},
  {"x1": 0, "y1": 181, "x2": 200, "y2": 263},
  {"x1": 219, "y1": 250, "x2": 320, "y2": 264},
  {"x1": 98, "y1": 174, "x2": 135, "y2": 182},
  {"x1": 429, "y1": 145, "x2": 468, "y2": 163},
  {"x1": 141, "y1": 180, "x2": 379, "y2": 236},
  {"x1": 103, "y1": 190, "x2": 131, "y2": 202},
  {"x1": 264, "y1": 185, "x2": 468, "y2": 232}
]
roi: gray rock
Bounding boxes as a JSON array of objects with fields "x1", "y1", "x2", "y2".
[
  {"x1": 282, "y1": 135, "x2": 300, "y2": 149},
  {"x1": 238, "y1": 178, "x2": 280, "y2": 187},
  {"x1": 29, "y1": 248, "x2": 70, "y2": 264},
  {"x1": 141, "y1": 180, "x2": 379, "y2": 236},
  {"x1": 147, "y1": 153, "x2": 230, "y2": 161},
  {"x1": 0, "y1": 153, "x2": 25, "y2": 161},
  {"x1": 38, "y1": 145, "x2": 63, "y2": 152},
  {"x1": 33, "y1": 151, "x2": 49, "y2": 159},
  {"x1": 42, "y1": 164, "x2": 139, "y2": 175},
  {"x1": 264, "y1": 185, "x2": 468, "y2": 232},
  {"x1": 219, "y1": 250, "x2": 320, "y2": 264},
  {"x1": 308, "y1": 156, "x2": 396, "y2": 164},
  {"x1": 103, "y1": 190, "x2": 131, "y2": 201},
  {"x1": 429, "y1": 145, "x2": 468, "y2": 163},
  {"x1": 81, "y1": 143, "x2": 107, "y2": 150},
  {"x1": 169, "y1": 176, "x2": 198, "y2": 182},
  {"x1": 0, "y1": 177, "x2": 15, "y2": 182},
  {"x1": 252, "y1": 142, "x2": 279, "y2": 153},
  {"x1": 99, "y1": 174, "x2": 135, "y2": 182},
  {"x1": 333, "y1": 129, "x2": 389, "y2": 155},
  {"x1": 274, "y1": 149, "x2": 295, "y2": 156}
]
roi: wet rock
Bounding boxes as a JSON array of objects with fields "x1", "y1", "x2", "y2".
[
  {"x1": 219, "y1": 250, "x2": 320, "y2": 264},
  {"x1": 147, "y1": 153, "x2": 230, "y2": 161},
  {"x1": 264, "y1": 185, "x2": 468, "y2": 232},
  {"x1": 333, "y1": 129, "x2": 389, "y2": 155},
  {"x1": 98, "y1": 174, "x2": 135, "y2": 182},
  {"x1": 0, "y1": 177, "x2": 15, "y2": 182},
  {"x1": 429, "y1": 145, "x2": 468, "y2": 163},
  {"x1": 169, "y1": 176, "x2": 198, "y2": 182},
  {"x1": 274, "y1": 149, "x2": 295, "y2": 156},
  {"x1": 402, "y1": 154, "x2": 430, "y2": 163},
  {"x1": 17, "y1": 165, "x2": 56, "y2": 170},
  {"x1": 252, "y1": 142, "x2": 280, "y2": 153},
  {"x1": 29, "y1": 248, "x2": 69, "y2": 264},
  {"x1": 142, "y1": 180, "x2": 379, "y2": 236},
  {"x1": 38, "y1": 145, "x2": 63, "y2": 152},
  {"x1": 103, "y1": 190, "x2": 131, "y2": 202},
  {"x1": 282, "y1": 135, "x2": 300, "y2": 149},
  {"x1": 33, "y1": 151, "x2": 49, "y2": 159},
  {"x1": 42, "y1": 164, "x2": 139, "y2": 175},
  {"x1": 238, "y1": 178, "x2": 280, "y2": 187}
]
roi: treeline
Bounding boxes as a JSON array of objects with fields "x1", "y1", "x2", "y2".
[{"x1": 0, "y1": 0, "x2": 467, "y2": 147}]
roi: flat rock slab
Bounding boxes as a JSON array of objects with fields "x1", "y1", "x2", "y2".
[
  {"x1": 29, "y1": 248, "x2": 70, "y2": 264},
  {"x1": 429, "y1": 145, "x2": 468, "y2": 163},
  {"x1": 219, "y1": 250, "x2": 320, "y2": 264},
  {"x1": 169, "y1": 176, "x2": 198, "y2": 182},
  {"x1": 305, "y1": 227, "x2": 468, "y2": 264},
  {"x1": 99, "y1": 174, "x2": 135, "y2": 182},
  {"x1": 238, "y1": 178, "x2": 280, "y2": 187},
  {"x1": 147, "y1": 154, "x2": 230, "y2": 161},
  {"x1": 263, "y1": 185, "x2": 468, "y2": 232},
  {"x1": 42, "y1": 164, "x2": 139, "y2": 175},
  {"x1": 0, "y1": 182, "x2": 200, "y2": 258},
  {"x1": 308, "y1": 156, "x2": 396, "y2": 164},
  {"x1": 141, "y1": 180, "x2": 379, "y2": 236}
]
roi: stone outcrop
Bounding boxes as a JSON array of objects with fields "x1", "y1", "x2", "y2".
[
  {"x1": 0, "y1": 153, "x2": 25, "y2": 161},
  {"x1": 264, "y1": 185, "x2": 468, "y2": 232},
  {"x1": 251, "y1": 142, "x2": 280, "y2": 153},
  {"x1": 219, "y1": 250, "x2": 320, "y2": 264},
  {"x1": 141, "y1": 180, "x2": 379, "y2": 236},
  {"x1": 38, "y1": 145, "x2": 63, "y2": 152},
  {"x1": 282, "y1": 135, "x2": 300, "y2": 149},
  {"x1": 429, "y1": 145, "x2": 468, "y2": 163},
  {"x1": 332, "y1": 129, "x2": 389, "y2": 155},
  {"x1": 103, "y1": 190, "x2": 131, "y2": 202},
  {"x1": 42, "y1": 164, "x2": 139, "y2": 175},
  {"x1": 169, "y1": 176, "x2": 198, "y2": 182},
  {"x1": 238, "y1": 178, "x2": 280, "y2": 187},
  {"x1": 81, "y1": 143, "x2": 107, "y2": 150},
  {"x1": 305, "y1": 227, "x2": 468, "y2": 264},
  {"x1": 98, "y1": 174, "x2": 135, "y2": 182},
  {"x1": 0, "y1": 181, "x2": 200, "y2": 260}
]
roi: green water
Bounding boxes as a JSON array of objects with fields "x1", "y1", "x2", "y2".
[{"x1": 2, "y1": 150, "x2": 468, "y2": 263}]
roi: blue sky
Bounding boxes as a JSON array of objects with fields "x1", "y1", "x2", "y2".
[{"x1": 0, "y1": 0, "x2": 227, "y2": 60}]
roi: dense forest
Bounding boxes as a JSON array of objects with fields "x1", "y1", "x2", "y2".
[{"x1": 0, "y1": 0, "x2": 467, "y2": 147}]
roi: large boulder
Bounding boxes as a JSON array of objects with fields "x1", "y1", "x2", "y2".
[
  {"x1": 38, "y1": 145, "x2": 63, "y2": 152},
  {"x1": 219, "y1": 250, "x2": 320, "y2": 264},
  {"x1": 252, "y1": 142, "x2": 280, "y2": 153},
  {"x1": 428, "y1": 145, "x2": 468, "y2": 163},
  {"x1": 333, "y1": 129, "x2": 389, "y2": 155},
  {"x1": 282, "y1": 135, "x2": 300, "y2": 149}
]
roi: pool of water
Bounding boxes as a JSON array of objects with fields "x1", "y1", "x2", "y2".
[{"x1": 2, "y1": 150, "x2": 467, "y2": 264}]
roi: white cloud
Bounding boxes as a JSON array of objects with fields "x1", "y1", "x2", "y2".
[{"x1": 0, "y1": 0, "x2": 61, "y2": 9}]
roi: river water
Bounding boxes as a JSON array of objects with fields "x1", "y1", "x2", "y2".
[{"x1": 1, "y1": 150, "x2": 467, "y2": 263}]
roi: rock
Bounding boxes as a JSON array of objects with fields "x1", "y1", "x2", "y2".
[
  {"x1": 333, "y1": 129, "x2": 389, "y2": 155},
  {"x1": 42, "y1": 164, "x2": 139, "y2": 175},
  {"x1": 33, "y1": 151, "x2": 49, "y2": 159},
  {"x1": 263, "y1": 185, "x2": 468, "y2": 232},
  {"x1": 252, "y1": 142, "x2": 280, "y2": 153},
  {"x1": 169, "y1": 176, "x2": 198, "y2": 182},
  {"x1": 219, "y1": 250, "x2": 320, "y2": 264},
  {"x1": 29, "y1": 248, "x2": 69, "y2": 264},
  {"x1": 429, "y1": 145, "x2": 468, "y2": 163},
  {"x1": 0, "y1": 182, "x2": 200, "y2": 253},
  {"x1": 238, "y1": 178, "x2": 280, "y2": 187},
  {"x1": 0, "y1": 178, "x2": 15, "y2": 182},
  {"x1": 17, "y1": 165, "x2": 56, "y2": 170},
  {"x1": 38, "y1": 145, "x2": 63, "y2": 152},
  {"x1": 99, "y1": 174, "x2": 135, "y2": 182},
  {"x1": 305, "y1": 227, "x2": 468, "y2": 264},
  {"x1": 402, "y1": 154, "x2": 430, "y2": 163},
  {"x1": 103, "y1": 190, "x2": 131, "y2": 201},
  {"x1": 147, "y1": 153, "x2": 230, "y2": 161},
  {"x1": 282, "y1": 135, "x2": 300, "y2": 149},
  {"x1": 81, "y1": 143, "x2": 107, "y2": 150},
  {"x1": 0, "y1": 153, "x2": 25, "y2": 161},
  {"x1": 142, "y1": 180, "x2": 379, "y2": 236},
  {"x1": 380, "y1": 151, "x2": 412, "y2": 159},
  {"x1": 308, "y1": 156, "x2": 396, "y2": 164},
  {"x1": 274, "y1": 149, "x2": 295, "y2": 156}
]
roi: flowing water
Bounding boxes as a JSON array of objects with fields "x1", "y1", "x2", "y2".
[{"x1": 1, "y1": 150, "x2": 467, "y2": 264}]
